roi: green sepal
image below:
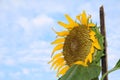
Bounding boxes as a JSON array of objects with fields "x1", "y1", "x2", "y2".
[{"x1": 91, "y1": 26, "x2": 104, "y2": 65}]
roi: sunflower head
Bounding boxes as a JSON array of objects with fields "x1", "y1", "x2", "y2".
[{"x1": 49, "y1": 11, "x2": 101, "y2": 77}]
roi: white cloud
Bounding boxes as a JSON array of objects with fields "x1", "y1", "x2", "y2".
[
  {"x1": 14, "y1": 40, "x2": 51, "y2": 65},
  {"x1": 0, "y1": 0, "x2": 25, "y2": 10},
  {"x1": 0, "y1": 0, "x2": 66, "y2": 14},
  {"x1": 19, "y1": 53, "x2": 50, "y2": 64},
  {"x1": 39, "y1": 1, "x2": 66, "y2": 13},
  {"x1": 29, "y1": 40, "x2": 51, "y2": 49},
  {"x1": 4, "y1": 58, "x2": 16, "y2": 66},
  {"x1": 17, "y1": 17, "x2": 30, "y2": 33},
  {"x1": 22, "y1": 68, "x2": 30, "y2": 75},
  {"x1": 32, "y1": 14, "x2": 54, "y2": 27},
  {"x1": 0, "y1": 40, "x2": 52, "y2": 69},
  {"x1": 16, "y1": 14, "x2": 54, "y2": 36},
  {"x1": 17, "y1": 48, "x2": 51, "y2": 66}
]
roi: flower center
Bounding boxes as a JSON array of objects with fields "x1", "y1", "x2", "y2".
[{"x1": 63, "y1": 25, "x2": 92, "y2": 66}]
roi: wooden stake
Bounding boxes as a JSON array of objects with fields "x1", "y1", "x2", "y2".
[{"x1": 100, "y1": 6, "x2": 108, "y2": 80}]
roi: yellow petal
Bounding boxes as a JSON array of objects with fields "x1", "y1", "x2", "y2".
[
  {"x1": 93, "y1": 39, "x2": 101, "y2": 50},
  {"x1": 52, "y1": 53, "x2": 63, "y2": 61},
  {"x1": 88, "y1": 23, "x2": 95, "y2": 27},
  {"x1": 85, "y1": 45, "x2": 94, "y2": 64},
  {"x1": 58, "y1": 14, "x2": 78, "y2": 30},
  {"x1": 52, "y1": 28, "x2": 69, "y2": 37},
  {"x1": 57, "y1": 66, "x2": 69, "y2": 76},
  {"x1": 65, "y1": 14, "x2": 79, "y2": 27},
  {"x1": 51, "y1": 44, "x2": 63, "y2": 57},
  {"x1": 58, "y1": 21, "x2": 73, "y2": 29},
  {"x1": 76, "y1": 14, "x2": 81, "y2": 21},
  {"x1": 89, "y1": 30, "x2": 95, "y2": 36},
  {"x1": 87, "y1": 52, "x2": 93, "y2": 63},
  {"x1": 81, "y1": 11, "x2": 87, "y2": 25},
  {"x1": 74, "y1": 61, "x2": 87, "y2": 66},
  {"x1": 56, "y1": 31, "x2": 69, "y2": 37},
  {"x1": 53, "y1": 60, "x2": 65, "y2": 70},
  {"x1": 50, "y1": 57, "x2": 64, "y2": 69},
  {"x1": 88, "y1": 55, "x2": 92, "y2": 63},
  {"x1": 57, "y1": 62, "x2": 66, "y2": 72},
  {"x1": 51, "y1": 38, "x2": 65, "y2": 44},
  {"x1": 53, "y1": 63, "x2": 60, "y2": 71},
  {"x1": 72, "y1": 23, "x2": 79, "y2": 28},
  {"x1": 65, "y1": 14, "x2": 75, "y2": 24},
  {"x1": 48, "y1": 53, "x2": 63, "y2": 64},
  {"x1": 85, "y1": 54, "x2": 92, "y2": 63}
]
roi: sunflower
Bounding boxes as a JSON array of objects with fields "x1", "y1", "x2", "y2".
[{"x1": 49, "y1": 11, "x2": 101, "y2": 77}]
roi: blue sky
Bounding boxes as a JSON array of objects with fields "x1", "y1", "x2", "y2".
[{"x1": 0, "y1": 0, "x2": 120, "y2": 80}]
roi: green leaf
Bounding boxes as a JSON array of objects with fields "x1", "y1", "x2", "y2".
[
  {"x1": 100, "y1": 59, "x2": 120, "y2": 80},
  {"x1": 92, "y1": 77, "x2": 99, "y2": 80},
  {"x1": 114, "y1": 59, "x2": 120, "y2": 69},
  {"x1": 60, "y1": 64, "x2": 101, "y2": 80}
]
